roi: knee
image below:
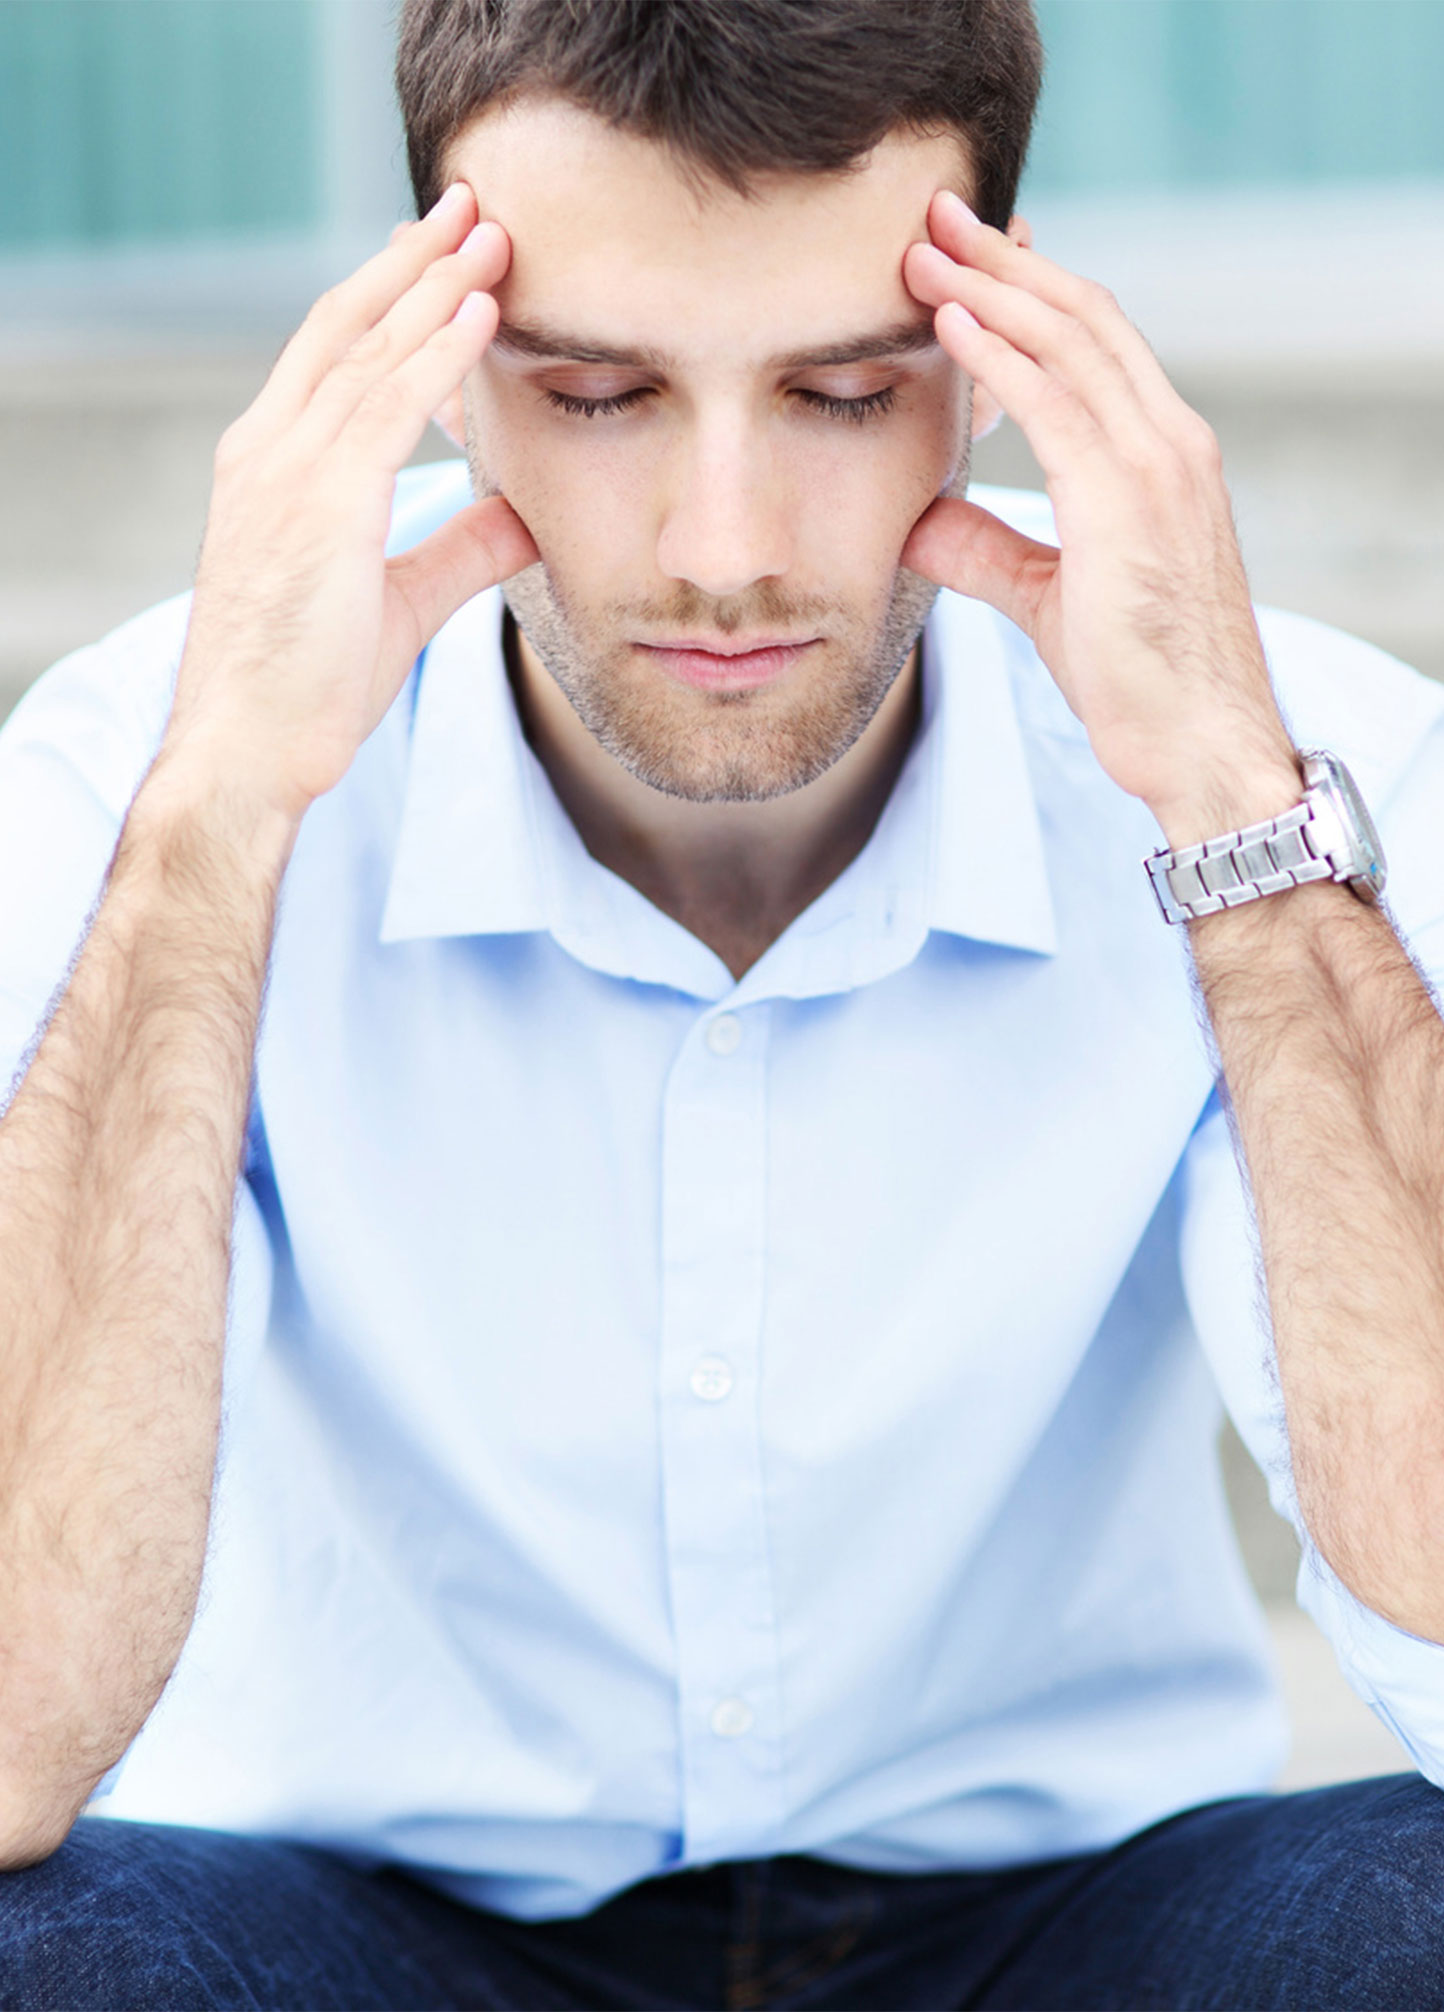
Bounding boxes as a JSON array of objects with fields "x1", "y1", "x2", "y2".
[
  {"x1": 1356, "y1": 1774, "x2": 1444, "y2": 1905},
  {"x1": 0, "y1": 1818, "x2": 227, "y2": 2011},
  {"x1": 1334, "y1": 1771, "x2": 1444, "y2": 1885},
  {"x1": 1282, "y1": 1777, "x2": 1444, "y2": 2003}
]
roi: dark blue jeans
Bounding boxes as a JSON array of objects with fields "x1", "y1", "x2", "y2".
[{"x1": 2, "y1": 1776, "x2": 1442, "y2": 2010}]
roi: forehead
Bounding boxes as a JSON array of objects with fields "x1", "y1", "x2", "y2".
[{"x1": 446, "y1": 98, "x2": 970, "y2": 367}]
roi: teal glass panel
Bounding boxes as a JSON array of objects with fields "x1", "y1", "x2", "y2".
[
  {"x1": 1028, "y1": 0, "x2": 1444, "y2": 196},
  {"x1": 0, "y1": 0, "x2": 320, "y2": 248}
]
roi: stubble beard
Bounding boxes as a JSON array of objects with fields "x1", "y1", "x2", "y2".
[{"x1": 465, "y1": 419, "x2": 971, "y2": 805}]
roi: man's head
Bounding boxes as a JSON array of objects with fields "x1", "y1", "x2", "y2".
[{"x1": 397, "y1": 0, "x2": 1043, "y2": 803}]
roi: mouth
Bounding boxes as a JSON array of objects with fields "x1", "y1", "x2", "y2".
[{"x1": 633, "y1": 637, "x2": 822, "y2": 692}]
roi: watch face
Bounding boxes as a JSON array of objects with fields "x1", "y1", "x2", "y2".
[{"x1": 1305, "y1": 750, "x2": 1387, "y2": 896}]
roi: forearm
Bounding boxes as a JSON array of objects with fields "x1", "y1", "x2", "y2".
[
  {"x1": 896, "y1": 198, "x2": 1444, "y2": 1635},
  {"x1": 1191, "y1": 878, "x2": 1444, "y2": 1639},
  {"x1": 0, "y1": 750, "x2": 295, "y2": 1862},
  {"x1": 0, "y1": 187, "x2": 533, "y2": 1866}
]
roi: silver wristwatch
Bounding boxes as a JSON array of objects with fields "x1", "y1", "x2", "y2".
[{"x1": 1144, "y1": 749, "x2": 1386, "y2": 926}]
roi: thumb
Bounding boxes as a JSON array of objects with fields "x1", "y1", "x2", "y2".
[
  {"x1": 386, "y1": 492, "x2": 540, "y2": 647},
  {"x1": 901, "y1": 496, "x2": 1056, "y2": 643}
]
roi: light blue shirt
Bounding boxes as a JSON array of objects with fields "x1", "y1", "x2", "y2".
[{"x1": 5, "y1": 461, "x2": 1444, "y2": 1922}]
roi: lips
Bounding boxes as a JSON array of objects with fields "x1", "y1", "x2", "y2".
[{"x1": 634, "y1": 637, "x2": 820, "y2": 692}]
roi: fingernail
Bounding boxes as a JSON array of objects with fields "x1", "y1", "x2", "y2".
[
  {"x1": 427, "y1": 181, "x2": 467, "y2": 219},
  {"x1": 939, "y1": 190, "x2": 980, "y2": 225},
  {"x1": 940, "y1": 301, "x2": 981, "y2": 332},
  {"x1": 461, "y1": 221, "x2": 500, "y2": 255},
  {"x1": 454, "y1": 291, "x2": 491, "y2": 327}
]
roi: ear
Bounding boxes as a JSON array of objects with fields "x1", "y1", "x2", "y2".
[
  {"x1": 970, "y1": 213, "x2": 1032, "y2": 440},
  {"x1": 433, "y1": 384, "x2": 467, "y2": 450}
]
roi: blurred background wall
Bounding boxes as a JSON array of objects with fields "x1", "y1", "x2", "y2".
[{"x1": 1, "y1": 0, "x2": 1442, "y2": 1785}]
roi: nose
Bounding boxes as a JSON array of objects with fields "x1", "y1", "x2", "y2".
[{"x1": 654, "y1": 410, "x2": 792, "y2": 599}]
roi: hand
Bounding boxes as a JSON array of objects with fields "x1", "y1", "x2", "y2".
[
  {"x1": 163, "y1": 183, "x2": 539, "y2": 826},
  {"x1": 902, "y1": 191, "x2": 1300, "y2": 846}
]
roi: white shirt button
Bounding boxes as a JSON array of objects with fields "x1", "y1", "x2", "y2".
[
  {"x1": 689, "y1": 1355, "x2": 734, "y2": 1403},
  {"x1": 710, "y1": 1697, "x2": 754, "y2": 1739},
  {"x1": 705, "y1": 1013, "x2": 742, "y2": 1056}
]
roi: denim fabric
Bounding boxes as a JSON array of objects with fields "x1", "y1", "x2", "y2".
[{"x1": 2, "y1": 1775, "x2": 1442, "y2": 2010}]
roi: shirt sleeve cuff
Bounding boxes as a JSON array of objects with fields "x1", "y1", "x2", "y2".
[{"x1": 1296, "y1": 1535, "x2": 1444, "y2": 1781}]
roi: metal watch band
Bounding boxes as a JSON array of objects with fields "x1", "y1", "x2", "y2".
[{"x1": 1144, "y1": 798, "x2": 1336, "y2": 926}]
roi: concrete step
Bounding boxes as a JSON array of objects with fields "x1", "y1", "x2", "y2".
[
  {"x1": 0, "y1": 355, "x2": 454, "y2": 716},
  {"x1": 973, "y1": 368, "x2": 1444, "y2": 686}
]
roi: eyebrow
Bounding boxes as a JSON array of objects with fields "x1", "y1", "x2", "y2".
[{"x1": 490, "y1": 312, "x2": 941, "y2": 372}]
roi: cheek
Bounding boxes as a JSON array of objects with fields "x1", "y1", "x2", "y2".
[
  {"x1": 889, "y1": 379, "x2": 969, "y2": 514},
  {"x1": 787, "y1": 397, "x2": 962, "y2": 575},
  {"x1": 465, "y1": 374, "x2": 655, "y2": 579}
]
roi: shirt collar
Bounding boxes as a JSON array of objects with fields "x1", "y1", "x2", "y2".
[
  {"x1": 379, "y1": 580, "x2": 1057, "y2": 978},
  {"x1": 921, "y1": 585, "x2": 1058, "y2": 957},
  {"x1": 380, "y1": 591, "x2": 549, "y2": 943}
]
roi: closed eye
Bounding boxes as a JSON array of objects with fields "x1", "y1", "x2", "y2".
[
  {"x1": 544, "y1": 386, "x2": 654, "y2": 419},
  {"x1": 793, "y1": 385, "x2": 900, "y2": 424},
  {"x1": 542, "y1": 384, "x2": 902, "y2": 423}
]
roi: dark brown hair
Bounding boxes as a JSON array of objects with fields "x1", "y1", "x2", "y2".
[{"x1": 396, "y1": 0, "x2": 1044, "y2": 229}]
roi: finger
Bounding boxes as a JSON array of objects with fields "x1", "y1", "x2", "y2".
[
  {"x1": 931, "y1": 299, "x2": 1100, "y2": 477},
  {"x1": 906, "y1": 241, "x2": 1156, "y2": 453},
  {"x1": 296, "y1": 223, "x2": 510, "y2": 452},
  {"x1": 330, "y1": 290, "x2": 501, "y2": 475},
  {"x1": 926, "y1": 191, "x2": 1182, "y2": 422},
  {"x1": 245, "y1": 182, "x2": 479, "y2": 431},
  {"x1": 385, "y1": 494, "x2": 540, "y2": 657},
  {"x1": 901, "y1": 495, "x2": 1058, "y2": 642}
]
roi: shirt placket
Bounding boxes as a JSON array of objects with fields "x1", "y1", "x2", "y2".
[{"x1": 658, "y1": 1000, "x2": 787, "y2": 1864}]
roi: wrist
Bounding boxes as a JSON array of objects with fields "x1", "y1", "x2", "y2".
[
  {"x1": 134, "y1": 734, "x2": 303, "y2": 887},
  {"x1": 1149, "y1": 751, "x2": 1305, "y2": 853}
]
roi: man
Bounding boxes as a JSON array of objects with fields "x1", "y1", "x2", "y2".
[{"x1": 2, "y1": 0, "x2": 1444, "y2": 2004}]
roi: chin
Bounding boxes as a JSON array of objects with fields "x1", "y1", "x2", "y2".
[
  {"x1": 500, "y1": 535, "x2": 939, "y2": 802},
  {"x1": 600, "y1": 727, "x2": 866, "y2": 806}
]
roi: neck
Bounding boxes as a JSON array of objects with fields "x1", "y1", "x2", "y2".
[{"x1": 506, "y1": 615, "x2": 923, "y2": 981}]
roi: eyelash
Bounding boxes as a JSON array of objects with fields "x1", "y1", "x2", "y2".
[
  {"x1": 799, "y1": 385, "x2": 900, "y2": 424},
  {"x1": 542, "y1": 385, "x2": 901, "y2": 424}
]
